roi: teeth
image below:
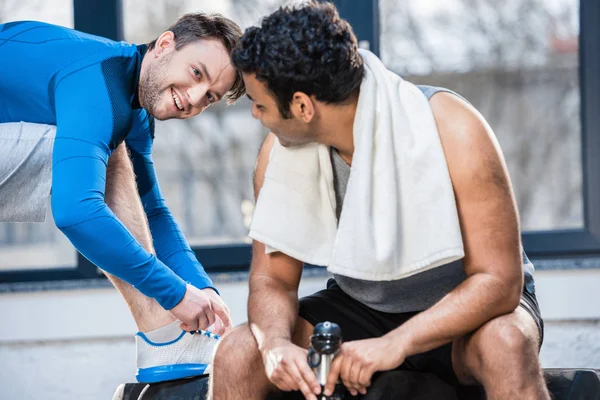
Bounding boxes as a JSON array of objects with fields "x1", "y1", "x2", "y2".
[{"x1": 172, "y1": 90, "x2": 184, "y2": 111}]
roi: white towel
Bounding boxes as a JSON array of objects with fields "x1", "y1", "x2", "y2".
[{"x1": 249, "y1": 49, "x2": 464, "y2": 281}]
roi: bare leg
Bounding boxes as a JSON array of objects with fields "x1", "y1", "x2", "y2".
[
  {"x1": 452, "y1": 307, "x2": 550, "y2": 399},
  {"x1": 104, "y1": 143, "x2": 175, "y2": 332},
  {"x1": 208, "y1": 318, "x2": 313, "y2": 400}
]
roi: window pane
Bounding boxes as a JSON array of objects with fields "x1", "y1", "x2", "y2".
[
  {"x1": 123, "y1": 0, "x2": 290, "y2": 244},
  {"x1": 0, "y1": 0, "x2": 76, "y2": 272},
  {"x1": 0, "y1": 0, "x2": 73, "y2": 27},
  {"x1": 380, "y1": 0, "x2": 582, "y2": 231},
  {"x1": 0, "y1": 206, "x2": 77, "y2": 271}
]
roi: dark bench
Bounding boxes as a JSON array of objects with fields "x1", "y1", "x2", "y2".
[{"x1": 113, "y1": 369, "x2": 600, "y2": 400}]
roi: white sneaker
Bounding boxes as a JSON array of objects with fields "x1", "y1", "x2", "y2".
[{"x1": 135, "y1": 322, "x2": 220, "y2": 383}]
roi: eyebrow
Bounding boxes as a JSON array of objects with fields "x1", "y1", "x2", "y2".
[
  {"x1": 246, "y1": 93, "x2": 263, "y2": 107},
  {"x1": 198, "y1": 61, "x2": 224, "y2": 101},
  {"x1": 198, "y1": 61, "x2": 212, "y2": 82}
]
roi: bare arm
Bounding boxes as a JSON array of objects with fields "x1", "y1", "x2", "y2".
[
  {"x1": 386, "y1": 92, "x2": 524, "y2": 356},
  {"x1": 325, "y1": 92, "x2": 525, "y2": 397},
  {"x1": 248, "y1": 133, "x2": 321, "y2": 399},
  {"x1": 248, "y1": 133, "x2": 305, "y2": 348},
  {"x1": 249, "y1": 241, "x2": 304, "y2": 348}
]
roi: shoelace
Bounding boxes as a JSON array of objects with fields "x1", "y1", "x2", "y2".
[{"x1": 188, "y1": 330, "x2": 220, "y2": 340}]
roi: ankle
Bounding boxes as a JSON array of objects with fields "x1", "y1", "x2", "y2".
[
  {"x1": 137, "y1": 314, "x2": 178, "y2": 333},
  {"x1": 140, "y1": 320, "x2": 182, "y2": 343}
]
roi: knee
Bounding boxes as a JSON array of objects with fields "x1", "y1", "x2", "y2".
[
  {"x1": 475, "y1": 319, "x2": 537, "y2": 373},
  {"x1": 213, "y1": 324, "x2": 261, "y2": 370}
]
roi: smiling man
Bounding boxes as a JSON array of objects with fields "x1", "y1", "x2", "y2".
[{"x1": 0, "y1": 14, "x2": 244, "y2": 383}]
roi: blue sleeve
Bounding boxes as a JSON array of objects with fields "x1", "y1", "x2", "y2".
[
  {"x1": 50, "y1": 64, "x2": 187, "y2": 310},
  {"x1": 126, "y1": 111, "x2": 217, "y2": 293}
]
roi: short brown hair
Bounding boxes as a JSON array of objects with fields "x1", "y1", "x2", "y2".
[{"x1": 148, "y1": 13, "x2": 245, "y2": 104}]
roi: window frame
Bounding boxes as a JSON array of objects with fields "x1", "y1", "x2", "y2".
[{"x1": 0, "y1": 0, "x2": 597, "y2": 285}]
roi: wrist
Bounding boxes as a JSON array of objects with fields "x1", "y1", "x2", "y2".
[
  {"x1": 161, "y1": 278, "x2": 188, "y2": 310},
  {"x1": 385, "y1": 328, "x2": 415, "y2": 360},
  {"x1": 201, "y1": 286, "x2": 219, "y2": 295},
  {"x1": 259, "y1": 335, "x2": 291, "y2": 353}
]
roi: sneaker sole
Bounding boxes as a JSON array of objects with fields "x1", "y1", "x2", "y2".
[{"x1": 136, "y1": 363, "x2": 210, "y2": 383}]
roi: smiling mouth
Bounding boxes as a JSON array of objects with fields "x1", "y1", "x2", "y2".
[{"x1": 171, "y1": 88, "x2": 184, "y2": 111}]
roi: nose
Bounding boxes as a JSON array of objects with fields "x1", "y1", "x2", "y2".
[{"x1": 188, "y1": 84, "x2": 208, "y2": 108}]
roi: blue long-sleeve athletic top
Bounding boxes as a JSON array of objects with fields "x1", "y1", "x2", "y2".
[{"x1": 0, "y1": 21, "x2": 215, "y2": 309}]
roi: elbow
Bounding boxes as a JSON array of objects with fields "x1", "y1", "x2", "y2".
[
  {"x1": 51, "y1": 196, "x2": 103, "y2": 230},
  {"x1": 496, "y1": 272, "x2": 523, "y2": 314},
  {"x1": 52, "y1": 197, "x2": 78, "y2": 230}
]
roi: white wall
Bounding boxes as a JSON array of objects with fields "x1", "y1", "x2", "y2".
[{"x1": 0, "y1": 270, "x2": 599, "y2": 400}]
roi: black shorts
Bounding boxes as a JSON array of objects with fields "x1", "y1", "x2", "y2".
[{"x1": 298, "y1": 278, "x2": 544, "y2": 386}]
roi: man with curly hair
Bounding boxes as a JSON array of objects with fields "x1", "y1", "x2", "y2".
[
  {"x1": 209, "y1": 2, "x2": 549, "y2": 399},
  {"x1": 0, "y1": 13, "x2": 244, "y2": 383}
]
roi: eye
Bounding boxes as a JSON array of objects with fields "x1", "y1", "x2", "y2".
[
  {"x1": 192, "y1": 67, "x2": 201, "y2": 79},
  {"x1": 207, "y1": 93, "x2": 216, "y2": 104}
]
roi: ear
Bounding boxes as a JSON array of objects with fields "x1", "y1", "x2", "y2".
[
  {"x1": 152, "y1": 31, "x2": 176, "y2": 58},
  {"x1": 290, "y1": 92, "x2": 315, "y2": 123}
]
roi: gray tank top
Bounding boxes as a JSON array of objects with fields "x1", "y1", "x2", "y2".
[{"x1": 331, "y1": 85, "x2": 534, "y2": 313}]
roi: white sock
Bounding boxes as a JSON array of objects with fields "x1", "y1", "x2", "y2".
[{"x1": 141, "y1": 320, "x2": 184, "y2": 343}]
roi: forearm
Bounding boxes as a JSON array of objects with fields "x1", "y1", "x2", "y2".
[
  {"x1": 387, "y1": 272, "x2": 522, "y2": 357},
  {"x1": 126, "y1": 137, "x2": 216, "y2": 292},
  {"x1": 105, "y1": 143, "x2": 155, "y2": 255},
  {"x1": 52, "y1": 155, "x2": 187, "y2": 310},
  {"x1": 248, "y1": 274, "x2": 299, "y2": 351},
  {"x1": 145, "y1": 206, "x2": 216, "y2": 290}
]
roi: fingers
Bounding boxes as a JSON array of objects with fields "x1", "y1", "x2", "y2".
[
  {"x1": 324, "y1": 355, "x2": 343, "y2": 396},
  {"x1": 198, "y1": 311, "x2": 215, "y2": 331},
  {"x1": 295, "y1": 355, "x2": 322, "y2": 397},
  {"x1": 289, "y1": 361, "x2": 318, "y2": 400},
  {"x1": 272, "y1": 367, "x2": 296, "y2": 392},
  {"x1": 357, "y1": 368, "x2": 372, "y2": 393},
  {"x1": 180, "y1": 322, "x2": 194, "y2": 331},
  {"x1": 178, "y1": 313, "x2": 210, "y2": 332},
  {"x1": 212, "y1": 316, "x2": 225, "y2": 335},
  {"x1": 340, "y1": 357, "x2": 359, "y2": 396},
  {"x1": 346, "y1": 360, "x2": 367, "y2": 396},
  {"x1": 327, "y1": 353, "x2": 371, "y2": 397},
  {"x1": 271, "y1": 360, "x2": 319, "y2": 400},
  {"x1": 212, "y1": 298, "x2": 233, "y2": 331},
  {"x1": 269, "y1": 357, "x2": 300, "y2": 393},
  {"x1": 179, "y1": 320, "x2": 198, "y2": 331},
  {"x1": 265, "y1": 345, "x2": 320, "y2": 400}
]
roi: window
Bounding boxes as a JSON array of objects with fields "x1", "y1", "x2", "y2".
[
  {"x1": 380, "y1": 0, "x2": 582, "y2": 232},
  {"x1": 0, "y1": 0, "x2": 77, "y2": 274},
  {"x1": 1, "y1": 0, "x2": 597, "y2": 284},
  {"x1": 0, "y1": 0, "x2": 73, "y2": 27}
]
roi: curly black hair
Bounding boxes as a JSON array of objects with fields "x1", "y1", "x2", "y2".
[{"x1": 232, "y1": 1, "x2": 364, "y2": 118}]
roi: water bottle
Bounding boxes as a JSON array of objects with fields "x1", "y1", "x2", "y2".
[{"x1": 307, "y1": 321, "x2": 345, "y2": 400}]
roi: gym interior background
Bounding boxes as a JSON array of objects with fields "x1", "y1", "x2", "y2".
[{"x1": 1, "y1": 0, "x2": 599, "y2": 398}]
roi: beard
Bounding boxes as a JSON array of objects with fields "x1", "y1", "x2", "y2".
[{"x1": 138, "y1": 52, "x2": 172, "y2": 120}]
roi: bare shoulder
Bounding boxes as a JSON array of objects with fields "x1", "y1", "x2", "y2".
[
  {"x1": 428, "y1": 91, "x2": 509, "y2": 193},
  {"x1": 253, "y1": 132, "x2": 277, "y2": 200},
  {"x1": 428, "y1": 91, "x2": 521, "y2": 287}
]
